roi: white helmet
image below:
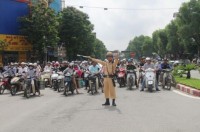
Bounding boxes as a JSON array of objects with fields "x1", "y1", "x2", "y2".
[{"x1": 146, "y1": 57, "x2": 151, "y2": 61}]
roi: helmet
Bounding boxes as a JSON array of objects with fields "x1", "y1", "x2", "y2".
[
  {"x1": 106, "y1": 52, "x2": 113, "y2": 57},
  {"x1": 146, "y1": 57, "x2": 151, "y2": 61},
  {"x1": 69, "y1": 63, "x2": 74, "y2": 66},
  {"x1": 28, "y1": 63, "x2": 34, "y2": 66},
  {"x1": 21, "y1": 62, "x2": 26, "y2": 65},
  {"x1": 54, "y1": 62, "x2": 60, "y2": 67},
  {"x1": 33, "y1": 63, "x2": 37, "y2": 66},
  {"x1": 163, "y1": 58, "x2": 168, "y2": 61}
]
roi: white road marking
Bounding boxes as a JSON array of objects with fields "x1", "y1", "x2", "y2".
[{"x1": 173, "y1": 90, "x2": 200, "y2": 100}]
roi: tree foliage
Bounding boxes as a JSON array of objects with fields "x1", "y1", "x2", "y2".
[
  {"x1": 59, "y1": 7, "x2": 107, "y2": 60},
  {"x1": 126, "y1": 0, "x2": 200, "y2": 60},
  {"x1": 20, "y1": 3, "x2": 60, "y2": 62}
]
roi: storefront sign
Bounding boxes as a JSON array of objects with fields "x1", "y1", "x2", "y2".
[{"x1": 0, "y1": 34, "x2": 32, "y2": 51}]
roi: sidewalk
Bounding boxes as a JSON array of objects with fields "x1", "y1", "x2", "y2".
[{"x1": 190, "y1": 70, "x2": 200, "y2": 79}]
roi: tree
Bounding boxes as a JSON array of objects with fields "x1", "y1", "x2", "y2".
[
  {"x1": 165, "y1": 20, "x2": 184, "y2": 59},
  {"x1": 93, "y1": 38, "x2": 107, "y2": 59},
  {"x1": 177, "y1": 0, "x2": 200, "y2": 58},
  {"x1": 126, "y1": 35, "x2": 153, "y2": 59},
  {"x1": 152, "y1": 29, "x2": 168, "y2": 58},
  {"x1": 20, "y1": 2, "x2": 59, "y2": 62},
  {"x1": 59, "y1": 7, "x2": 107, "y2": 60}
]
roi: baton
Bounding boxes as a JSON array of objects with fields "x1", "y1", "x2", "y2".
[{"x1": 77, "y1": 54, "x2": 90, "y2": 58}]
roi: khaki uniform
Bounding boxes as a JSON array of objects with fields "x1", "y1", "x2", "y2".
[{"x1": 92, "y1": 58, "x2": 118, "y2": 99}]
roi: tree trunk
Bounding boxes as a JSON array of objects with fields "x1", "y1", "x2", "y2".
[{"x1": 186, "y1": 70, "x2": 191, "y2": 79}]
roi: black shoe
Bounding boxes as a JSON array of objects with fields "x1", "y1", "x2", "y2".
[
  {"x1": 156, "y1": 89, "x2": 160, "y2": 91},
  {"x1": 112, "y1": 99, "x2": 117, "y2": 106},
  {"x1": 140, "y1": 89, "x2": 144, "y2": 91},
  {"x1": 102, "y1": 98, "x2": 110, "y2": 106}
]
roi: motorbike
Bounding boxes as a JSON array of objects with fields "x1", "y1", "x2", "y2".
[
  {"x1": 41, "y1": 70, "x2": 51, "y2": 87},
  {"x1": 63, "y1": 72, "x2": 74, "y2": 96},
  {"x1": 161, "y1": 69, "x2": 173, "y2": 90},
  {"x1": 88, "y1": 73, "x2": 98, "y2": 95},
  {"x1": 10, "y1": 74, "x2": 25, "y2": 96},
  {"x1": 0, "y1": 74, "x2": 12, "y2": 94},
  {"x1": 127, "y1": 70, "x2": 136, "y2": 90},
  {"x1": 51, "y1": 71, "x2": 64, "y2": 92},
  {"x1": 117, "y1": 67, "x2": 126, "y2": 88},
  {"x1": 144, "y1": 68, "x2": 156, "y2": 92},
  {"x1": 24, "y1": 76, "x2": 40, "y2": 98}
]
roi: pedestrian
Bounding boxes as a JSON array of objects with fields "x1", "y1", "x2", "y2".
[{"x1": 85, "y1": 52, "x2": 119, "y2": 106}]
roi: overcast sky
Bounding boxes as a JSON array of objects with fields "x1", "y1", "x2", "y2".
[{"x1": 65, "y1": 0, "x2": 189, "y2": 51}]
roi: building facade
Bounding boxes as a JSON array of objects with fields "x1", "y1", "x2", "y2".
[{"x1": 0, "y1": 0, "x2": 62, "y2": 65}]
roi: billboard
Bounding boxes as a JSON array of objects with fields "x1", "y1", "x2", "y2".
[
  {"x1": 0, "y1": 0, "x2": 29, "y2": 35},
  {"x1": 50, "y1": 0, "x2": 62, "y2": 12}
]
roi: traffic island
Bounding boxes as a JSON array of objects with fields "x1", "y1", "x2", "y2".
[
  {"x1": 175, "y1": 76, "x2": 200, "y2": 97},
  {"x1": 176, "y1": 84, "x2": 200, "y2": 97}
]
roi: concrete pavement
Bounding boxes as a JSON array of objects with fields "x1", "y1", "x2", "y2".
[{"x1": 0, "y1": 86, "x2": 200, "y2": 132}]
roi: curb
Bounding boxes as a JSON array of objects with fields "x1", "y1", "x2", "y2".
[{"x1": 176, "y1": 84, "x2": 200, "y2": 97}]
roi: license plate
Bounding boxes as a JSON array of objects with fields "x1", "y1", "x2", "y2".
[{"x1": 148, "y1": 81, "x2": 153, "y2": 84}]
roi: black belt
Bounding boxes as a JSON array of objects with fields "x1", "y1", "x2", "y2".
[{"x1": 103, "y1": 75, "x2": 114, "y2": 78}]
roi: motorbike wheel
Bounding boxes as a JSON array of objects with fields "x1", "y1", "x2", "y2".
[
  {"x1": 45, "y1": 81, "x2": 48, "y2": 87},
  {"x1": 91, "y1": 83, "x2": 95, "y2": 95},
  {"x1": 166, "y1": 80, "x2": 171, "y2": 90},
  {"x1": 11, "y1": 86, "x2": 17, "y2": 96},
  {"x1": 64, "y1": 86, "x2": 68, "y2": 96},
  {"x1": 57, "y1": 83, "x2": 61, "y2": 92},
  {"x1": 128, "y1": 78, "x2": 133, "y2": 90},
  {"x1": 0, "y1": 85, "x2": 5, "y2": 94},
  {"x1": 24, "y1": 86, "x2": 31, "y2": 98},
  {"x1": 148, "y1": 86, "x2": 153, "y2": 92},
  {"x1": 53, "y1": 82, "x2": 57, "y2": 91}
]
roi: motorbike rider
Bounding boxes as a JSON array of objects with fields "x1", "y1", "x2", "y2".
[
  {"x1": 18, "y1": 62, "x2": 28, "y2": 76},
  {"x1": 63, "y1": 63, "x2": 79, "y2": 94},
  {"x1": 88, "y1": 61, "x2": 101, "y2": 93},
  {"x1": 138, "y1": 57, "x2": 146, "y2": 86},
  {"x1": 140, "y1": 57, "x2": 160, "y2": 91},
  {"x1": 44, "y1": 62, "x2": 53, "y2": 72},
  {"x1": 126, "y1": 59, "x2": 138, "y2": 88},
  {"x1": 26, "y1": 63, "x2": 39, "y2": 95},
  {"x1": 160, "y1": 58, "x2": 172, "y2": 85},
  {"x1": 60, "y1": 61, "x2": 68, "y2": 72}
]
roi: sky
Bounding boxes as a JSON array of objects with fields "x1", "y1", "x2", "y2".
[{"x1": 65, "y1": 0, "x2": 189, "y2": 51}]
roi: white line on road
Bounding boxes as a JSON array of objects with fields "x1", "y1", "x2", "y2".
[{"x1": 173, "y1": 90, "x2": 200, "y2": 100}]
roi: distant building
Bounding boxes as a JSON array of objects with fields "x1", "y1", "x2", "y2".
[{"x1": 0, "y1": 0, "x2": 62, "y2": 65}]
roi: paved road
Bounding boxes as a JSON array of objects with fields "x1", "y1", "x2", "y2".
[{"x1": 0, "y1": 86, "x2": 200, "y2": 132}]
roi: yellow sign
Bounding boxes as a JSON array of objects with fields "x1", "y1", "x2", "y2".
[{"x1": 0, "y1": 34, "x2": 32, "y2": 51}]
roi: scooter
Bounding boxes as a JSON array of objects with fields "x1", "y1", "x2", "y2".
[
  {"x1": 117, "y1": 68, "x2": 126, "y2": 88},
  {"x1": 51, "y1": 71, "x2": 59, "y2": 91},
  {"x1": 24, "y1": 76, "x2": 40, "y2": 98},
  {"x1": 88, "y1": 73, "x2": 98, "y2": 95},
  {"x1": 10, "y1": 74, "x2": 25, "y2": 96},
  {"x1": 127, "y1": 70, "x2": 136, "y2": 90},
  {"x1": 144, "y1": 68, "x2": 156, "y2": 92},
  {"x1": 0, "y1": 74, "x2": 12, "y2": 94},
  {"x1": 41, "y1": 70, "x2": 51, "y2": 87},
  {"x1": 63, "y1": 72, "x2": 74, "y2": 96},
  {"x1": 161, "y1": 69, "x2": 173, "y2": 90},
  {"x1": 57, "y1": 72, "x2": 64, "y2": 92}
]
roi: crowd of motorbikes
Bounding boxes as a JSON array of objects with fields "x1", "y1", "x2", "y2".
[{"x1": 0, "y1": 58, "x2": 174, "y2": 98}]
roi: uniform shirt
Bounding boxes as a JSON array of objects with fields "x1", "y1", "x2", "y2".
[
  {"x1": 44, "y1": 65, "x2": 52, "y2": 72},
  {"x1": 89, "y1": 65, "x2": 100, "y2": 74},
  {"x1": 91, "y1": 58, "x2": 119, "y2": 76}
]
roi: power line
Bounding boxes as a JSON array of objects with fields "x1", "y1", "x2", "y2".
[{"x1": 67, "y1": 5, "x2": 179, "y2": 11}]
